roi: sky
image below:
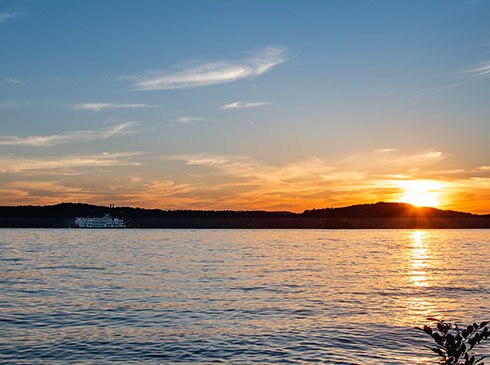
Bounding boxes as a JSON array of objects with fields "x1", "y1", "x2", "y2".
[{"x1": 1, "y1": 0, "x2": 490, "y2": 213}]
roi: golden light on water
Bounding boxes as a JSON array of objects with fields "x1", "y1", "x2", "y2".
[
  {"x1": 409, "y1": 231, "x2": 430, "y2": 287},
  {"x1": 398, "y1": 180, "x2": 445, "y2": 208},
  {"x1": 397, "y1": 230, "x2": 438, "y2": 327}
]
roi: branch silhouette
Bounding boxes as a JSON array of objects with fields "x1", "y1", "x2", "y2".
[{"x1": 416, "y1": 318, "x2": 490, "y2": 365}]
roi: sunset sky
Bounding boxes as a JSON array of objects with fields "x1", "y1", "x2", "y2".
[{"x1": 1, "y1": 0, "x2": 490, "y2": 213}]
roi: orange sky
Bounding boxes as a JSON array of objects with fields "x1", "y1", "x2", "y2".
[{"x1": 1, "y1": 149, "x2": 489, "y2": 214}]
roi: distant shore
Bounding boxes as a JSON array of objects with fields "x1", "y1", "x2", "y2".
[
  {"x1": 0, "y1": 202, "x2": 489, "y2": 229},
  {"x1": 1, "y1": 217, "x2": 490, "y2": 229}
]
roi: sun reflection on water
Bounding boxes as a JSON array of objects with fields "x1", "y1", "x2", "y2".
[
  {"x1": 409, "y1": 231, "x2": 430, "y2": 287},
  {"x1": 392, "y1": 230, "x2": 442, "y2": 327}
]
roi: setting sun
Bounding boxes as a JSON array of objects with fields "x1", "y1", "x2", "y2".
[{"x1": 398, "y1": 180, "x2": 444, "y2": 208}]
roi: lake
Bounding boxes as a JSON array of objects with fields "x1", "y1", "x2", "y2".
[{"x1": 1, "y1": 229, "x2": 490, "y2": 364}]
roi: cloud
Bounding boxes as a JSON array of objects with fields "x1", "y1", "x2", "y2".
[
  {"x1": 73, "y1": 103, "x2": 156, "y2": 112},
  {"x1": 158, "y1": 149, "x2": 456, "y2": 211},
  {"x1": 374, "y1": 148, "x2": 399, "y2": 154},
  {"x1": 122, "y1": 179, "x2": 195, "y2": 200},
  {"x1": 161, "y1": 153, "x2": 384, "y2": 210},
  {"x1": 166, "y1": 150, "x2": 446, "y2": 184},
  {"x1": 0, "y1": 152, "x2": 142, "y2": 174},
  {"x1": 0, "y1": 12, "x2": 18, "y2": 23},
  {"x1": 220, "y1": 101, "x2": 272, "y2": 110},
  {"x1": 416, "y1": 60, "x2": 490, "y2": 97},
  {"x1": 0, "y1": 177, "x2": 196, "y2": 208},
  {"x1": 414, "y1": 82, "x2": 467, "y2": 98},
  {"x1": 0, "y1": 181, "x2": 91, "y2": 206},
  {"x1": 338, "y1": 150, "x2": 445, "y2": 172},
  {"x1": 0, "y1": 78, "x2": 22, "y2": 85},
  {"x1": 479, "y1": 165, "x2": 490, "y2": 171},
  {"x1": 177, "y1": 116, "x2": 208, "y2": 125},
  {"x1": 165, "y1": 154, "x2": 339, "y2": 185},
  {"x1": 129, "y1": 46, "x2": 288, "y2": 90},
  {"x1": 0, "y1": 101, "x2": 19, "y2": 108},
  {"x1": 409, "y1": 151, "x2": 443, "y2": 162},
  {"x1": 0, "y1": 122, "x2": 136, "y2": 147},
  {"x1": 466, "y1": 62, "x2": 490, "y2": 79},
  {"x1": 2, "y1": 148, "x2": 489, "y2": 213},
  {"x1": 432, "y1": 169, "x2": 466, "y2": 175}
]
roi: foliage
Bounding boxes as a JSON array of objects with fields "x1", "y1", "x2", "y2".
[{"x1": 416, "y1": 318, "x2": 490, "y2": 365}]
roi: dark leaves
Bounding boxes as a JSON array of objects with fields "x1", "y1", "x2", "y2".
[
  {"x1": 447, "y1": 333, "x2": 456, "y2": 346},
  {"x1": 432, "y1": 347, "x2": 446, "y2": 357},
  {"x1": 433, "y1": 332, "x2": 445, "y2": 346},
  {"x1": 417, "y1": 319, "x2": 490, "y2": 365}
]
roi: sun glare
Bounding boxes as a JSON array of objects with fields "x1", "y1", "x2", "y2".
[{"x1": 398, "y1": 180, "x2": 444, "y2": 208}]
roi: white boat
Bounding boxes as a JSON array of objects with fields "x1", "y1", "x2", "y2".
[{"x1": 71, "y1": 214, "x2": 127, "y2": 228}]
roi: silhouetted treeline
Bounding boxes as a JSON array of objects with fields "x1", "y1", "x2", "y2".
[
  {"x1": 0, "y1": 202, "x2": 294, "y2": 219},
  {"x1": 0, "y1": 201, "x2": 489, "y2": 228}
]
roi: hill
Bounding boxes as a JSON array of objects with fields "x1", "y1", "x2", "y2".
[{"x1": 302, "y1": 202, "x2": 476, "y2": 219}]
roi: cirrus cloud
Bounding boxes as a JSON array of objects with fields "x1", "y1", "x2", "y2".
[
  {"x1": 0, "y1": 152, "x2": 142, "y2": 174},
  {"x1": 73, "y1": 103, "x2": 156, "y2": 112},
  {"x1": 465, "y1": 62, "x2": 490, "y2": 79},
  {"x1": 0, "y1": 12, "x2": 18, "y2": 23},
  {"x1": 220, "y1": 101, "x2": 272, "y2": 110},
  {"x1": 128, "y1": 46, "x2": 289, "y2": 90},
  {"x1": 177, "y1": 116, "x2": 208, "y2": 125},
  {"x1": 0, "y1": 122, "x2": 136, "y2": 147}
]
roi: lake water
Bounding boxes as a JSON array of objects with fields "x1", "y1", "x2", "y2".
[{"x1": 1, "y1": 229, "x2": 490, "y2": 364}]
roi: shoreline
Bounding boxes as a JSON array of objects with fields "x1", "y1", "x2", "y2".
[{"x1": 2, "y1": 217, "x2": 490, "y2": 229}]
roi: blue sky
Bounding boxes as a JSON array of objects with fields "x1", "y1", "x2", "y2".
[{"x1": 1, "y1": 0, "x2": 490, "y2": 212}]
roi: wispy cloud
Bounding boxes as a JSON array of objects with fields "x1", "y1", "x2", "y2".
[
  {"x1": 0, "y1": 152, "x2": 142, "y2": 174},
  {"x1": 0, "y1": 12, "x2": 18, "y2": 23},
  {"x1": 177, "y1": 116, "x2": 208, "y2": 125},
  {"x1": 416, "y1": 60, "x2": 490, "y2": 97},
  {"x1": 478, "y1": 165, "x2": 490, "y2": 171},
  {"x1": 0, "y1": 122, "x2": 136, "y2": 147},
  {"x1": 166, "y1": 150, "x2": 446, "y2": 183},
  {"x1": 220, "y1": 101, "x2": 272, "y2": 110},
  {"x1": 0, "y1": 177, "x2": 195, "y2": 208},
  {"x1": 160, "y1": 153, "x2": 374, "y2": 210},
  {"x1": 2, "y1": 148, "x2": 489, "y2": 213},
  {"x1": 104, "y1": 178, "x2": 196, "y2": 208},
  {"x1": 73, "y1": 103, "x2": 156, "y2": 112},
  {"x1": 414, "y1": 82, "x2": 467, "y2": 98},
  {"x1": 374, "y1": 148, "x2": 399, "y2": 154},
  {"x1": 0, "y1": 181, "x2": 91, "y2": 205},
  {"x1": 0, "y1": 78, "x2": 22, "y2": 85},
  {"x1": 159, "y1": 149, "x2": 454, "y2": 211},
  {"x1": 0, "y1": 101, "x2": 19, "y2": 108},
  {"x1": 128, "y1": 46, "x2": 288, "y2": 90},
  {"x1": 465, "y1": 62, "x2": 490, "y2": 79}
]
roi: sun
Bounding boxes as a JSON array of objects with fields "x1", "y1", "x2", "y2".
[{"x1": 398, "y1": 180, "x2": 444, "y2": 208}]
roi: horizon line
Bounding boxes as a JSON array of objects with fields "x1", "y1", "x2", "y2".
[{"x1": 1, "y1": 200, "x2": 488, "y2": 216}]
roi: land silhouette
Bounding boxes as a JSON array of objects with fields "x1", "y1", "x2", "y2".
[{"x1": 0, "y1": 202, "x2": 489, "y2": 228}]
